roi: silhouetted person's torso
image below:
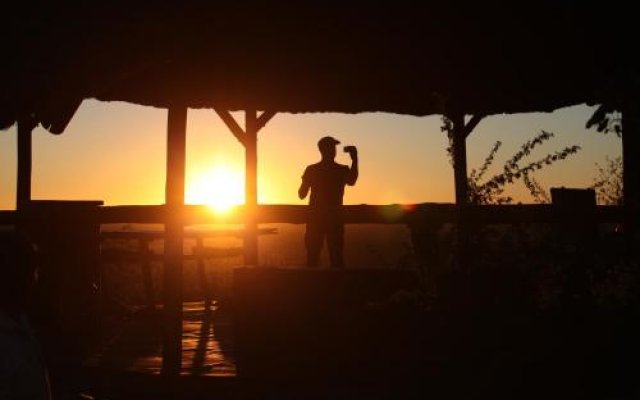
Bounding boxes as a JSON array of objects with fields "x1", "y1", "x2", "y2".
[
  {"x1": 299, "y1": 137, "x2": 357, "y2": 268},
  {"x1": 302, "y1": 161, "x2": 351, "y2": 210}
]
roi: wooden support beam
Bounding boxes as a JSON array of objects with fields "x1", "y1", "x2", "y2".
[
  {"x1": 446, "y1": 109, "x2": 471, "y2": 271},
  {"x1": 140, "y1": 239, "x2": 156, "y2": 311},
  {"x1": 195, "y1": 237, "x2": 213, "y2": 311},
  {"x1": 244, "y1": 109, "x2": 259, "y2": 266},
  {"x1": 162, "y1": 106, "x2": 187, "y2": 376},
  {"x1": 449, "y1": 110, "x2": 468, "y2": 206},
  {"x1": 166, "y1": 107, "x2": 188, "y2": 206},
  {"x1": 463, "y1": 114, "x2": 485, "y2": 138},
  {"x1": 257, "y1": 110, "x2": 277, "y2": 130},
  {"x1": 17, "y1": 117, "x2": 35, "y2": 209},
  {"x1": 213, "y1": 108, "x2": 277, "y2": 267},
  {"x1": 213, "y1": 108, "x2": 246, "y2": 145}
]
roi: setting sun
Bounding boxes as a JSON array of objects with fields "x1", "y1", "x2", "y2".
[{"x1": 186, "y1": 165, "x2": 244, "y2": 213}]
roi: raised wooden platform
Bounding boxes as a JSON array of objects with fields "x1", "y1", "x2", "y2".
[{"x1": 232, "y1": 266, "x2": 420, "y2": 379}]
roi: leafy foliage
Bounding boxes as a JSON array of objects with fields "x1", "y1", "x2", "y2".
[
  {"x1": 522, "y1": 173, "x2": 551, "y2": 204},
  {"x1": 591, "y1": 156, "x2": 623, "y2": 205},
  {"x1": 586, "y1": 105, "x2": 623, "y2": 206},
  {"x1": 470, "y1": 131, "x2": 581, "y2": 204},
  {"x1": 441, "y1": 115, "x2": 581, "y2": 205},
  {"x1": 440, "y1": 116, "x2": 455, "y2": 165},
  {"x1": 586, "y1": 105, "x2": 622, "y2": 137}
]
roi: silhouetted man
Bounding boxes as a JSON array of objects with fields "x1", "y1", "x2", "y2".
[{"x1": 299, "y1": 136, "x2": 358, "y2": 267}]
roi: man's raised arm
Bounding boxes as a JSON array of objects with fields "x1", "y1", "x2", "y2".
[{"x1": 345, "y1": 146, "x2": 359, "y2": 186}]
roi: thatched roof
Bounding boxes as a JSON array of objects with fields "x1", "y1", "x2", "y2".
[{"x1": 1, "y1": 2, "x2": 635, "y2": 134}]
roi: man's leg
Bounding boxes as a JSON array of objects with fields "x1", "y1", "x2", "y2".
[
  {"x1": 305, "y1": 222, "x2": 323, "y2": 267},
  {"x1": 327, "y1": 222, "x2": 344, "y2": 268}
]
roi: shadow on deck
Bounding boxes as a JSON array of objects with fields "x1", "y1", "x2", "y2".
[{"x1": 84, "y1": 301, "x2": 236, "y2": 377}]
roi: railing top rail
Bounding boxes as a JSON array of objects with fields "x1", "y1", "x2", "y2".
[
  {"x1": 1, "y1": 204, "x2": 625, "y2": 225},
  {"x1": 97, "y1": 204, "x2": 624, "y2": 225}
]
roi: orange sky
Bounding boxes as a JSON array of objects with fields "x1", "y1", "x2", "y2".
[{"x1": 0, "y1": 100, "x2": 621, "y2": 210}]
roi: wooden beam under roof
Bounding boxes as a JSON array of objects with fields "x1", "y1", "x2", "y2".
[{"x1": 214, "y1": 109, "x2": 246, "y2": 146}]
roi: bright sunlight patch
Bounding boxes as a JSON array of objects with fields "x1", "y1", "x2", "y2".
[{"x1": 186, "y1": 165, "x2": 244, "y2": 213}]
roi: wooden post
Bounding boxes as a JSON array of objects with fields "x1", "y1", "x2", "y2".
[
  {"x1": 450, "y1": 111, "x2": 468, "y2": 206},
  {"x1": 17, "y1": 117, "x2": 35, "y2": 209},
  {"x1": 622, "y1": 99, "x2": 640, "y2": 250},
  {"x1": 195, "y1": 237, "x2": 213, "y2": 311},
  {"x1": 245, "y1": 110, "x2": 258, "y2": 266},
  {"x1": 447, "y1": 111, "x2": 484, "y2": 271},
  {"x1": 140, "y1": 238, "x2": 156, "y2": 311},
  {"x1": 162, "y1": 106, "x2": 187, "y2": 376},
  {"x1": 449, "y1": 111, "x2": 469, "y2": 271},
  {"x1": 213, "y1": 108, "x2": 276, "y2": 267}
]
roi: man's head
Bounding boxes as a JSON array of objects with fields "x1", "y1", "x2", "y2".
[{"x1": 317, "y1": 136, "x2": 340, "y2": 160}]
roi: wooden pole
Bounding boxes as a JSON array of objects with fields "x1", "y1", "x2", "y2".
[
  {"x1": 162, "y1": 106, "x2": 187, "y2": 376},
  {"x1": 245, "y1": 109, "x2": 258, "y2": 266},
  {"x1": 450, "y1": 112, "x2": 468, "y2": 206},
  {"x1": 449, "y1": 112, "x2": 483, "y2": 206},
  {"x1": 141, "y1": 238, "x2": 156, "y2": 311},
  {"x1": 17, "y1": 117, "x2": 34, "y2": 209},
  {"x1": 448, "y1": 110, "x2": 470, "y2": 271},
  {"x1": 195, "y1": 237, "x2": 213, "y2": 311},
  {"x1": 213, "y1": 108, "x2": 276, "y2": 267}
]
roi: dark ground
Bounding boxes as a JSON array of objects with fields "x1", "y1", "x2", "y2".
[{"x1": 39, "y1": 223, "x2": 640, "y2": 399}]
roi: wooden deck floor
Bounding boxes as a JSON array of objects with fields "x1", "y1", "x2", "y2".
[{"x1": 83, "y1": 302, "x2": 236, "y2": 377}]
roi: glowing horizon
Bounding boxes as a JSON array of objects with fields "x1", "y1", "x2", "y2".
[
  {"x1": 0, "y1": 100, "x2": 622, "y2": 210},
  {"x1": 186, "y1": 164, "x2": 244, "y2": 214}
]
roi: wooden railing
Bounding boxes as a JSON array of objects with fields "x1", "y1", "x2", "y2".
[
  {"x1": 95, "y1": 203, "x2": 624, "y2": 225},
  {"x1": 100, "y1": 227, "x2": 277, "y2": 310},
  {"x1": 1, "y1": 202, "x2": 626, "y2": 377},
  {"x1": 0, "y1": 203, "x2": 625, "y2": 226}
]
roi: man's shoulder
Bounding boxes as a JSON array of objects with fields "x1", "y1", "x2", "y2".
[
  {"x1": 307, "y1": 162, "x2": 323, "y2": 169},
  {"x1": 304, "y1": 162, "x2": 321, "y2": 173},
  {"x1": 321, "y1": 161, "x2": 348, "y2": 169},
  {"x1": 307, "y1": 162, "x2": 345, "y2": 170},
  {"x1": 327, "y1": 163, "x2": 350, "y2": 176},
  {"x1": 334, "y1": 163, "x2": 350, "y2": 173},
  {"x1": 306, "y1": 162, "x2": 348, "y2": 174}
]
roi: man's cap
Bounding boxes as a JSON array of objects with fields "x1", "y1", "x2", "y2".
[{"x1": 318, "y1": 136, "x2": 340, "y2": 148}]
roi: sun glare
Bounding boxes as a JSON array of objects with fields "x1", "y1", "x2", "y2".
[{"x1": 186, "y1": 165, "x2": 244, "y2": 213}]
